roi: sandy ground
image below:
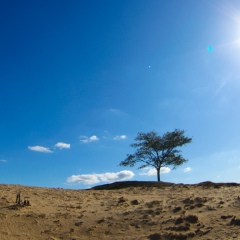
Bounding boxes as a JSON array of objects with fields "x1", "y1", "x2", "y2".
[{"x1": 1, "y1": 182, "x2": 240, "y2": 240}]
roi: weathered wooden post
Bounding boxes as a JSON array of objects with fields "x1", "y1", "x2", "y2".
[{"x1": 16, "y1": 192, "x2": 21, "y2": 205}]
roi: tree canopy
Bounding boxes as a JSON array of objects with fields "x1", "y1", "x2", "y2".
[{"x1": 120, "y1": 129, "x2": 192, "y2": 182}]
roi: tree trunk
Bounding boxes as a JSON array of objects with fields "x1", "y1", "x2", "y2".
[{"x1": 157, "y1": 168, "x2": 160, "y2": 182}]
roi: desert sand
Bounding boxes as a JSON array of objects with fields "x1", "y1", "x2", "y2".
[{"x1": 1, "y1": 181, "x2": 240, "y2": 240}]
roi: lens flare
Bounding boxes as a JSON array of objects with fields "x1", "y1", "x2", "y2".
[{"x1": 207, "y1": 46, "x2": 213, "y2": 52}]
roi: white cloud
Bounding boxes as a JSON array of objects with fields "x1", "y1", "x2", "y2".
[
  {"x1": 67, "y1": 174, "x2": 99, "y2": 185},
  {"x1": 184, "y1": 167, "x2": 191, "y2": 173},
  {"x1": 28, "y1": 146, "x2": 53, "y2": 153},
  {"x1": 113, "y1": 135, "x2": 127, "y2": 140},
  {"x1": 161, "y1": 167, "x2": 171, "y2": 174},
  {"x1": 67, "y1": 170, "x2": 135, "y2": 185},
  {"x1": 0, "y1": 160, "x2": 7, "y2": 163},
  {"x1": 90, "y1": 135, "x2": 99, "y2": 141},
  {"x1": 55, "y1": 142, "x2": 71, "y2": 149},
  {"x1": 109, "y1": 108, "x2": 118, "y2": 113},
  {"x1": 80, "y1": 135, "x2": 99, "y2": 143},
  {"x1": 140, "y1": 167, "x2": 171, "y2": 176},
  {"x1": 109, "y1": 108, "x2": 123, "y2": 115}
]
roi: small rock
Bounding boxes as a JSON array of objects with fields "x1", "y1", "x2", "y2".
[
  {"x1": 166, "y1": 224, "x2": 190, "y2": 231},
  {"x1": 230, "y1": 218, "x2": 240, "y2": 226},
  {"x1": 183, "y1": 198, "x2": 194, "y2": 205},
  {"x1": 184, "y1": 215, "x2": 198, "y2": 223},
  {"x1": 175, "y1": 217, "x2": 184, "y2": 225},
  {"x1": 195, "y1": 203, "x2": 203, "y2": 208},
  {"x1": 118, "y1": 197, "x2": 128, "y2": 203},
  {"x1": 221, "y1": 215, "x2": 232, "y2": 219},
  {"x1": 163, "y1": 232, "x2": 188, "y2": 240},
  {"x1": 148, "y1": 233, "x2": 161, "y2": 240},
  {"x1": 131, "y1": 199, "x2": 139, "y2": 205},
  {"x1": 194, "y1": 197, "x2": 207, "y2": 203},
  {"x1": 173, "y1": 206, "x2": 182, "y2": 213},
  {"x1": 187, "y1": 232, "x2": 195, "y2": 238},
  {"x1": 75, "y1": 222, "x2": 83, "y2": 226},
  {"x1": 97, "y1": 218, "x2": 105, "y2": 224},
  {"x1": 206, "y1": 205, "x2": 216, "y2": 210}
]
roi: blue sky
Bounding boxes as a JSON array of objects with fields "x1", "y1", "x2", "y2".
[{"x1": 1, "y1": 0, "x2": 240, "y2": 189}]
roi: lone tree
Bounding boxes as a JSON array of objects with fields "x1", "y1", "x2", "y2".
[{"x1": 120, "y1": 129, "x2": 192, "y2": 182}]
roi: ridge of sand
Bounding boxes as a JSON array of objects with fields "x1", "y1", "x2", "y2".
[{"x1": 1, "y1": 181, "x2": 240, "y2": 239}]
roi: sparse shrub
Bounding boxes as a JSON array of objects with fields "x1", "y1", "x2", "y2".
[
  {"x1": 131, "y1": 199, "x2": 139, "y2": 205},
  {"x1": 173, "y1": 206, "x2": 182, "y2": 213},
  {"x1": 184, "y1": 214, "x2": 198, "y2": 223}
]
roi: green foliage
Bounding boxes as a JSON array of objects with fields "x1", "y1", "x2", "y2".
[{"x1": 120, "y1": 129, "x2": 192, "y2": 181}]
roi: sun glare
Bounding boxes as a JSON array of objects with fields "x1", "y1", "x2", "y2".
[{"x1": 216, "y1": 2, "x2": 240, "y2": 46}]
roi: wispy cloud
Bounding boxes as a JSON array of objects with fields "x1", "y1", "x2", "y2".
[
  {"x1": 55, "y1": 142, "x2": 71, "y2": 149},
  {"x1": 109, "y1": 108, "x2": 119, "y2": 113},
  {"x1": 67, "y1": 170, "x2": 135, "y2": 185},
  {"x1": 0, "y1": 160, "x2": 7, "y2": 163},
  {"x1": 28, "y1": 146, "x2": 53, "y2": 153},
  {"x1": 80, "y1": 135, "x2": 99, "y2": 143},
  {"x1": 113, "y1": 135, "x2": 127, "y2": 140},
  {"x1": 214, "y1": 73, "x2": 232, "y2": 97},
  {"x1": 184, "y1": 167, "x2": 191, "y2": 173},
  {"x1": 109, "y1": 108, "x2": 123, "y2": 115},
  {"x1": 140, "y1": 167, "x2": 171, "y2": 176}
]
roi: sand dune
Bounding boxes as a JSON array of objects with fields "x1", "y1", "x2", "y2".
[{"x1": 1, "y1": 182, "x2": 240, "y2": 239}]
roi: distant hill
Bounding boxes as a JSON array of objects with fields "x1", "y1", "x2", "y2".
[
  {"x1": 90, "y1": 181, "x2": 177, "y2": 190},
  {"x1": 90, "y1": 180, "x2": 240, "y2": 190}
]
